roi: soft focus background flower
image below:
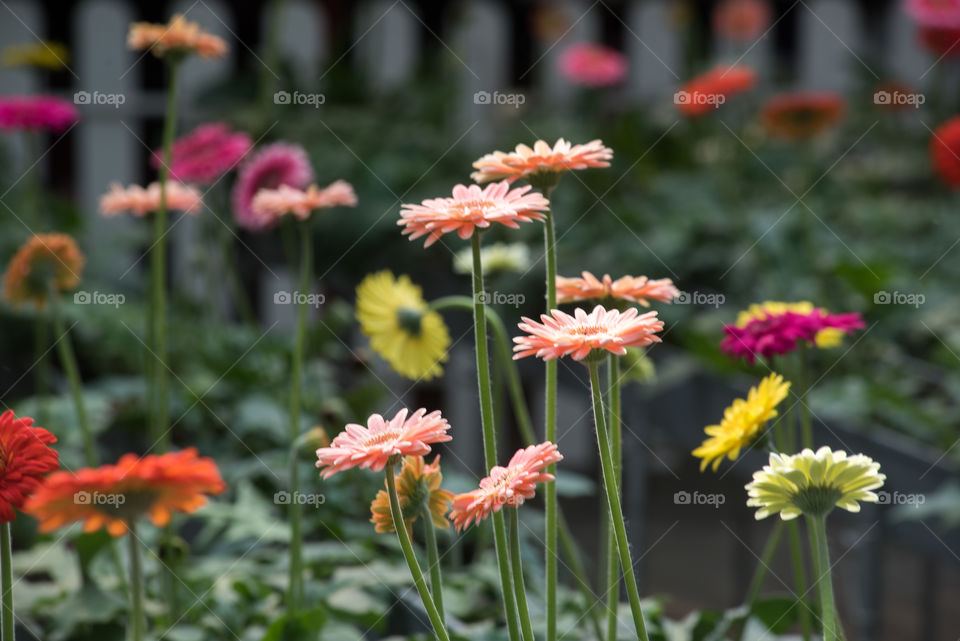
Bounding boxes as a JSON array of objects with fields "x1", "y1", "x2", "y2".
[
  {"x1": 453, "y1": 241, "x2": 530, "y2": 275},
  {"x1": 1, "y1": 41, "x2": 69, "y2": 70},
  {"x1": 471, "y1": 139, "x2": 613, "y2": 184},
  {"x1": 712, "y1": 0, "x2": 772, "y2": 43},
  {"x1": 127, "y1": 14, "x2": 227, "y2": 59},
  {"x1": 99, "y1": 181, "x2": 203, "y2": 217},
  {"x1": 232, "y1": 142, "x2": 314, "y2": 231},
  {"x1": 675, "y1": 65, "x2": 756, "y2": 117},
  {"x1": 251, "y1": 180, "x2": 356, "y2": 224},
  {"x1": 3, "y1": 233, "x2": 84, "y2": 308},
  {"x1": 151, "y1": 122, "x2": 252, "y2": 184},
  {"x1": 930, "y1": 116, "x2": 960, "y2": 187},
  {"x1": 556, "y1": 271, "x2": 679, "y2": 306},
  {"x1": 558, "y1": 43, "x2": 627, "y2": 87},
  {"x1": 760, "y1": 92, "x2": 845, "y2": 140},
  {"x1": 0, "y1": 95, "x2": 77, "y2": 132}
]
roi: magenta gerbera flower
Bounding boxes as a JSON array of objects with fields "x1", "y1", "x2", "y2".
[
  {"x1": 152, "y1": 122, "x2": 252, "y2": 184},
  {"x1": 0, "y1": 95, "x2": 78, "y2": 133},
  {"x1": 231, "y1": 142, "x2": 314, "y2": 231}
]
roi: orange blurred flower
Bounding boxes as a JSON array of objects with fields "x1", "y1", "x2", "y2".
[
  {"x1": 676, "y1": 65, "x2": 756, "y2": 117},
  {"x1": 471, "y1": 138, "x2": 612, "y2": 185},
  {"x1": 3, "y1": 233, "x2": 84, "y2": 308},
  {"x1": 0, "y1": 410, "x2": 58, "y2": 523},
  {"x1": 713, "y1": 0, "x2": 772, "y2": 44},
  {"x1": 556, "y1": 271, "x2": 679, "y2": 306},
  {"x1": 370, "y1": 455, "x2": 453, "y2": 534},
  {"x1": 931, "y1": 116, "x2": 960, "y2": 188},
  {"x1": 99, "y1": 181, "x2": 203, "y2": 217},
  {"x1": 24, "y1": 449, "x2": 225, "y2": 537},
  {"x1": 514, "y1": 305, "x2": 664, "y2": 362},
  {"x1": 760, "y1": 92, "x2": 845, "y2": 140},
  {"x1": 450, "y1": 442, "x2": 562, "y2": 531},
  {"x1": 398, "y1": 182, "x2": 549, "y2": 248},
  {"x1": 316, "y1": 408, "x2": 452, "y2": 479},
  {"x1": 251, "y1": 180, "x2": 357, "y2": 225},
  {"x1": 128, "y1": 14, "x2": 227, "y2": 59}
]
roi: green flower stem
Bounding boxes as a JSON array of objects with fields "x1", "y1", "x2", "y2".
[
  {"x1": 808, "y1": 515, "x2": 840, "y2": 641},
  {"x1": 1, "y1": 522, "x2": 14, "y2": 641},
  {"x1": 788, "y1": 521, "x2": 813, "y2": 641},
  {"x1": 34, "y1": 319, "x2": 49, "y2": 425},
  {"x1": 745, "y1": 520, "x2": 784, "y2": 606},
  {"x1": 386, "y1": 466, "x2": 451, "y2": 641},
  {"x1": 287, "y1": 221, "x2": 311, "y2": 611},
  {"x1": 543, "y1": 209, "x2": 559, "y2": 641},
  {"x1": 24, "y1": 130, "x2": 41, "y2": 229},
  {"x1": 798, "y1": 344, "x2": 813, "y2": 449},
  {"x1": 470, "y1": 234, "x2": 522, "y2": 641},
  {"x1": 51, "y1": 298, "x2": 95, "y2": 464},
  {"x1": 151, "y1": 59, "x2": 180, "y2": 452},
  {"x1": 509, "y1": 508, "x2": 535, "y2": 641},
  {"x1": 557, "y1": 512, "x2": 604, "y2": 641},
  {"x1": 588, "y1": 361, "x2": 649, "y2": 641},
  {"x1": 422, "y1": 508, "x2": 445, "y2": 624},
  {"x1": 604, "y1": 354, "x2": 622, "y2": 641},
  {"x1": 127, "y1": 526, "x2": 145, "y2": 641}
]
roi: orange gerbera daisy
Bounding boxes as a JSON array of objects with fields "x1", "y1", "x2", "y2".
[
  {"x1": 470, "y1": 138, "x2": 612, "y2": 185},
  {"x1": 761, "y1": 92, "x2": 845, "y2": 140},
  {"x1": 316, "y1": 408, "x2": 453, "y2": 479},
  {"x1": 0, "y1": 410, "x2": 58, "y2": 523},
  {"x1": 450, "y1": 442, "x2": 562, "y2": 531},
  {"x1": 23, "y1": 448, "x2": 225, "y2": 537},
  {"x1": 556, "y1": 271, "x2": 679, "y2": 307},
  {"x1": 251, "y1": 180, "x2": 357, "y2": 224},
  {"x1": 3, "y1": 233, "x2": 84, "y2": 308},
  {"x1": 370, "y1": 455, "x2": 453, "y2": 534},
  {"x1": 99, "y1": 181, "x2": 203, "y2": 217},
  {"x1": 676, "y1": 65, "x2": 756, "y2": 117},
  {"x1": 398, "y1": 182, "x2": 549, "y2": 248},
  {"x1": 514, "y1": 305, "x2": 664, "y2": 362},
  {"x1": 127, "y1": 14, "x2": 227, "y2": 59}
]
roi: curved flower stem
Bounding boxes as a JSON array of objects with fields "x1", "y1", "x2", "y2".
[
  {"x1": 127, "y1": 526, "x2": 145, "y2": 641},
  {"x1": 287, "y1": 221, "x2": 311, "y2": 611},
  {"x1": 788, "y1": 521, "x2": 813, "y2": 641},
  {"x1": 509, "y1": 508, "x2": 535, "y2": 641},
  {"x1": 604, "y1": 354, "x2": 622, "y2": 641},
  {"x1": 51, "y1": 298, "x2": 95, "y2": 464},
  {"x1": 588, "y1": 361, "x2": 649, "y2": 641},
  {"x1": 543, "y1": 209, "x2": 559, "y2": 641},
  {"x1": 745, "y1": 520, "x2": 784, "y2": 606},
  {"x1": 1, "y1": 522, "x2": 13, "y2": 641},
  {"x1": 808, "y1": 515, "x2": 840, "y2": 641},
  {"x1": 798, "y1": 344, "x2": 813, "y2": 449},
  {"x1": 470, "y1": 235, "x2": 522, "y2": 641},
  {"x1": 422, "y1": 508, "x2": 445, "y2": 624},
  {"x1": 386, "y1": 466, "x2": 451, "y2": 641},
  {"x1": 34, "y1": 320, "x2": 49, "y2": 425}
]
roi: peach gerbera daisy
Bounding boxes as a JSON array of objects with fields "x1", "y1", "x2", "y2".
[
  {"x1": 251, "y1": 180, "x2": 357, "y2": 225},
  {"x1": 514, "y1": 305, "x2": 664, "y2": 362},
  {"x1": 23, "y1": 448, "x2": 225, "y2": 537},
  {"x1": 556, "y1": 271, "x2": 679, "y2": 307},
  {"x1": 316, "y1": 408, "x2": 453, "y2": 479},
  {"x1": 450, "y1": 442, "x2": 562, "y2": 531},
  {"x1": 471, "y1": 138, "x2": 612, "y2": 185},
  {"x1": 99, "y1": 181, "x2": 203, "y2": 218},
  {"x1": 398, "y1": 181, "x2": 549, "y2": 248},
  {"x1": 370, "y1": 455, "x2": 453, "y2": 534},
  {"x1": 127, "y1": 14, "x2": 227, "y2": 59}
]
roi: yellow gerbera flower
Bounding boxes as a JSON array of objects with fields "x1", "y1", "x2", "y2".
[
  {"x1": 746, "y1": 446, "x2": 885, "y2": 520},
  {"x1": 693, "y1": 373, "x2": 790, "y2": 471},
  {"x1": 370, "y1": 456, "x2": 453, "y2": 534},
  {"x1": 356, "y1": 271, "x2": 450, "y2": 380},
  {"x1": 736, "y1": 301, "x2": 845, "y2": 348},
  {"x1": 1, "y1": 41, "x2": 69, "y2": 70}
]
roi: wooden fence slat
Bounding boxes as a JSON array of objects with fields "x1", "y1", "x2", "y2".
[
  {"x1": 626, "y1": 0, "x2": 683, "y2": 101},
  {"x1": 798, "y1": 0, "x2": 863, "y2": 91},
  {"x1": 539, "y1": 0, "x2": 601, "y2": 104},
  {"x1": 355, "y1": 0, "x2": 419, "y2": 92}
]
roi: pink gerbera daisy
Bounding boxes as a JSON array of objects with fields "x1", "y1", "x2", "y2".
[
  {"x1": 905, "y1": 0, "x2": 960, "y2": 28},
  {"x1": 252, "y1": 180, "x2": 357, "y2": 224},
  {"x1": 316, "y1": 408, "x2": 452, "y2": 479},
  {"x1": 450, "y1": 442, "x2": 562, "y2": 531},
  {"x1": 398, "y1": 181, "x2": 549, "y2": 248},
  {"x1": 0, "y1": 95, "x2": 78, "y2": 133},
  {"x1": 232, "y1": 143, "x2": 314, "y2": 231},
  {"x1": 471, "y1": 138, "x2": 613, "y2": 185},
  {"x1": 514, "y1": 305, "x2": 664, "y2": 362},
  {"x1": 556, "y1": 271, "x2": 679, "y2": 307},
  {"x1": 558, "y1": 43, "x2": 627, "y2": 87},
  {"x1": 99, "y1": 181, "x2": 203, "y2": 217},
  {"x1": 152, "y1": 122, "x2": 252, "y2": 184}
]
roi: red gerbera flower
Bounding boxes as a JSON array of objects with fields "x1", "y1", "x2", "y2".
[
  {"x1": 675, "y1": 65, "x2": 756, "y2": 117},
  {"x1": 931, "y1": 116, "x2": 960, "y2": 188},
  {"x1": 760, "y1": 92, "x2": 845, "y2": 140},
  {"x1": 0, "y1": 410, "x2": 59, "y2": 523}
]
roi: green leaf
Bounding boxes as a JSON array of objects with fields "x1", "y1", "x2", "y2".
[{"x1": 261, "y1": 606, "x2": 328, "y2": 641}]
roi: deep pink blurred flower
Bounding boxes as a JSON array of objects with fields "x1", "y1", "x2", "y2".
[
  {"x1": 713, "y1": 0, "x2": 773, "y2": 43},
  {"x1": 721, "y1": 309, "x2": 864, "y2": 363},
  {"x1": 905, "y1": 0, "x2": 960, "y2": 28},
  {"x1": 0, "y1": 95, "x2": 78, "y2": 133},
  {"x1": 918, "y1": 25, "x2": 960, "y2": 56},
  {"x1": 151, "y1": 122, "x2": 252, "y2": 184},
  {"x1": 558, "y1": 43, "x2": 627, "y2": 87},
  {"x1": 231, "y1": 142, "x2": 314, "y2": 232}
]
